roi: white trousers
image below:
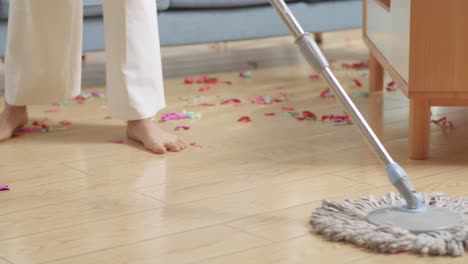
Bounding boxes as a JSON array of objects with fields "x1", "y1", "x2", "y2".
[{"x1": 5, "y1": 0, "x2": 166, "y2": 120}]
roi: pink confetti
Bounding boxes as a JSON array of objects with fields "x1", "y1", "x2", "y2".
[
  {"x1": 198, "y1": 86, "x2": 211, "y2": 92},
  {"x1": 59, "y1": 120, "x2": 73, "y2": 126},
  {"x1": 45, "y1": 109, "x2": 61, "y2": 113},
  {"x1": 386, "y1": 81, "x2": 398, "y2": 91},
  {"x1": 109, "y1": 139, "x2": 124, "y2": 144},
  {"x1": 321, "y1": 113, "x2": 352, "y2": 124},
  {"x1": 190, "y1": 142, "x2": 202, "y2": 148},
  {"x1": 237, "y1": 116, "x2": 252, "y2": 123},
  {"x1": 250, "y1": 96, "x2": 273, "y2": 105},
  {"x1": 0, "y1": 185, "x2": 9, "y2": 191},
  {"x1": 18, "y1": 127, "x2": 43, "y2": 133},
  {"x1": 160, "y1": 112, "x2": 188, "y2": 122},
  {"x1": 353, "y1": 79, "x2": 363, "y2": 87},
  {"x1": 309, "y1": 74, "x2": 320, "y2": 80},
  {"x1": 174, "y1": 125, "x2": 190, "y2": 131},
  {"x1": 221, "y1": 98, "x2": 242, "y2": 105},
  {"x1": 197, "y1": 76, "x2": 218, "y2": 84},
  {"x1": 92, "y1": 90, "x2": 105, "y2": 98}
]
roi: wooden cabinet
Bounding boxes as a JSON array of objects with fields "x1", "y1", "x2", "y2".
[{"x1": 363, "y1": 0, "x2": 468, "y2": 159}]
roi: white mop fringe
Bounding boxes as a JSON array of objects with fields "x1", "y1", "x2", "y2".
[{"x1": 310, "y1": 192, "x2": 468, "y2": 256}]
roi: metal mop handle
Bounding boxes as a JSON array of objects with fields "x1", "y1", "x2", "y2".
[{"x1": 269, "y1": 0, "x2": 425, "y2": 211}]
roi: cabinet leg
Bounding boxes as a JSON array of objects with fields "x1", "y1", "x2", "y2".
[
  {"x1": 369, "y1": 52, "x2": 384, "y2": 92},
  {"x1": 409, "y1": 97, "x2": 431, "y2": 160}
]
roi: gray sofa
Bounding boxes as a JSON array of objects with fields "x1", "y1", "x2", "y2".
[{"x1": 0, "y1": 0, "x2": 361, "y2": 55}]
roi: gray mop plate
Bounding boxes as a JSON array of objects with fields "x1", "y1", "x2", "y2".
[{"x1": 367, "y1": 206, "x2": 463, "y2": 233}]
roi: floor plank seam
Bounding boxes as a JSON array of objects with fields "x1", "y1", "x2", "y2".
[
  {"x1": 0, "y1": 256, "x2": 14, "y2": 264},
  {"x1": 130, "y1": 190, "x2": 168, "y2": 205}
]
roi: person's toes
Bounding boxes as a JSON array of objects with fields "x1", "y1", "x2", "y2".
[
  {"x1": 177, "y1": 138, "x2": 188, "y2": 149},
  {"x1": 148, "y1": 143, "x2": 167, "y2": 154}
]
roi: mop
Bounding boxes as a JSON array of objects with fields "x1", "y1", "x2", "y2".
[{"x1": 268, "y1": 0, "x2": 468, "y2": 256}]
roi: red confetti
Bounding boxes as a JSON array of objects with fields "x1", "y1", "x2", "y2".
[
  {"x1": 321, "y1": 113, "x2": 352, "y2": 124},
  {"x1": 174, "y1": 125, "x2": 190, "y2": 131},
  {"x1": 45, "y1": 109, "x2": 61, "y2": 113},
  {"x1": 303, "y1": 111, "x2": 317, "y2": 120},
  {"x1": 320, "y1": 87, "x2": 334, "y2": 98},
  {"x1": 432, "y1": 117, "x2": 454, "y2": 129},
  {"x1": 184, "y1": 77, "x2": 195, "y2": 84},
  {"x1": 197, "y1": 76, "x2": 218, "y2": 84},
  {"x1": 309, "y1": 74, "x2": 320, "y2": 80},
  {"x1": 342, "y1": 61, "x2": 369, "y2": 69},
  {"x1": 264, "y1": 112, "x2": 276, "y2": 116},
  {"x1": 221, "y1": 98, "x2": 242, "y2": 105},
  {"x1": 109, "y1": 139, "x2": 125, "y2": 144},
  {"x1": 59, "y1": 120, "x2": 73, "y2": 126},
  {"x1": 282, "y1": 107, "x2": 295, "y2": 111},
  {"x1": 237, "y1": 116, "x2": 252, "y2": 123},
  {"x1": 198, "y1": 86, "x2": 211, "y2": 92},
  {"x1": 353, "y1": 79, "x2": 363, "y2": 87}
]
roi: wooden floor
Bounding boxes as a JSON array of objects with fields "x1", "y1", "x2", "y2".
[{"x1": 1, "y1": 30, "x2": 468, "y2": 264}]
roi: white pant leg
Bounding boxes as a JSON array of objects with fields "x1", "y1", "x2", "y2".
[
  {"x1": 5, "y1": 0, "x2": 82, "y2": 105},
  {"x1": 102, "y1": 0, "x2": 165, "y2": 120}
]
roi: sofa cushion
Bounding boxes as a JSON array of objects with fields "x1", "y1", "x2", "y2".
[{"x1": 0, "y1": 0, "x2": 169, "y2": 19}]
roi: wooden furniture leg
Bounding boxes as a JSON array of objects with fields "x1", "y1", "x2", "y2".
[
  {"x1": 314, "y1": 32, "x2": 323, "y2": 45},
  {"x1": 409, "y1": 97, "x2": 431, "y2": 160},
  {"x1": 369, "y1": 52, "x2": 384, "y2": 92}
]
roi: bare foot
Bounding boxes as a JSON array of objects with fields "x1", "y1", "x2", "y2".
[
  {"x1": 0, "y1": 103, "x2": 28, "y2": 142},
  {"x1": 127, "y1": 119, "x2": 187, "y2": 154}
]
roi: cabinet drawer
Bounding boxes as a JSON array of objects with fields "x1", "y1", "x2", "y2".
[{"x1": 366, "y1": 0, "x2": 410, "y2": 82}]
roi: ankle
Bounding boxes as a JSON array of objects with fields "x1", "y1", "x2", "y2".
[{"x1": 4, "y1": 102, "x2": 27, "y2": 113}]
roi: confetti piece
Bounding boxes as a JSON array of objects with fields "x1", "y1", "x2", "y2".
[
  {"x1": 355, "y1": 91, "x2": 369, "y2": 97},
  {"x1": 322, "y1": 114, "x2": 353, "y2": 125},
  {"x1": 45, "y1": 109, "x2": 61, "y2": 113},
  {"x1": 104, "y1": 116, "x2": 112, "y2": 119},
  {"x1": 273, "y1": 96, "x2": 288, "y2": 103},
  {"x1": 353, "y1": 79, "x2": 363, "y2": 87},
  {"x1": 0, "y1": 185, "x2": 9, "y2": 191},
  {"x1": 73, "y1": 92, "x2": 92, "y2": 103},
  {"x1": 184, "y1": 77, "x2": 195, "y2": 84},
  {"x1": 309, "y1": 74, "x2": 320, "y2": 79},
  {"x1": 197, "y1": 76, "x2": 218, "y2": 84},
  {"x1": 432, "y1": 117, "x2": 455, "y2": 129},
  {"x1": 92, "y1": 90, "x2": 106, "y2": 98},
  {"x1": 109, "y1": 139, "x2": 124, "y2": 144},
  {"x1": 18, "y1": 127, "x2": 44, "y2": 133},
  {"x1": 342, "y1": 61, "x2": 369, "y2": 69},
  {"x1": 357, "y1": 69, "x2": 369, "y2": 75},
  {"x1": 174, "y1": 125, "x2": 190, "y2": 131},
  {"x1": 182, "y1": 110, "x2": 202, "y2": 120},
  {"x1": 198, "y1": 86, "x2": 211, "y2": 92},
  {"x1": 239, "y1": 71, "x2": 252, "y2": 78},
  {"x1": 282, "y1": 106, "x2": 295, "y2": 111},
  {"x1": 264, "y1": 112, "x2": 276, "y2": 116},
  {"x1": 386, "y1": 81, "x2": 398, "y2": 92},
  {"x1": 59, "y1": 120, "x2": 73, "y2": 126},
  {"x1": 221, "y1": 98, "x2": 242, "y2": 105},
  {"x1": 52, "y1": 101, "x2": 68, "y2": 107},
  {"x1": 160, "y1": 112, "x2": 188, "y2": 122},
  {"x1": 320, "y1": 87, "x2": 334, "y2": 98},
  {"x1": 189, "y1": 142, "x2": 202, "y2": 148},
  {"x1": 302, "y1": 111, "x2": 317, "y2": 120},
  {"x1": 251, "y1": 96, "x2": 272, "y2": 105},
  {"x1": 285, "y1": 111, "x2": 300, "y2": 117},
  {"x1": 237, "y1": 116, "x2": 252, "y2": 123}
]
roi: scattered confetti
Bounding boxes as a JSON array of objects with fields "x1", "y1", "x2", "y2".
[
  {"x1": 239, "y1": 71, "x2": 252, "y2": 78},
  {"x1": 109, "y1": 139, "x2": 125, "y2": 144},
  {"x1": 432, "y1": 117, "x2": 454, "y2": 129},
  {"x1": 184, "y1": 77, "x2": 195, "y2": 84},
  {"x1": 174, "y1": 125, "x2": 190, "y2": 131},
  {"x1": 251, "y1": 96, "x2": 272, "y2": 105},
  {"x1": 0, "y1": 185, "x2": 9, "y2": 191},
  {"x1": 197, "y1": 76, "x2": 218, "y2": 84},
  {"x1": 302, "y1": 111, "x2": 317, "y2": 120},
  {"x1": 18, "y1": 127, "x2": 45, "y2": 133},
  {"x1": 309, "y1": 74, "x2": 320, "y2": 80},
  {"x1": 285, "y1": 111, "x2": 300, "y2": 117},
  {"x1": 264, "y1": 112, "x2": 276, "y2": 116},
  {"x1": 386, "y1": 81, "x2": 398, "y2": 92},
  {"x1": 221, "y1": 98, "x2": 242, "y2": 105},
  {"x1": 237, "y1": 116, "x2": 252, "y2": 123},
  {"x1": 282, "y1": 106, "x2": 295, "y2": 111},
  {"x1": 52, "y1": 101, "x2": 68, "y2": 107},
  {"x1": 183, "y1": 110, "x2": 202, "y2": 119},
  {"x1": 320, "y1": 87, "x2": 334, "y2": 98},
  {"x1": 342, "y1": 61, "x2": 369, "y2": 69},
  {"x1": 321, "y1": 114, "x2": 352, "y2": 125},
  {"x1": 353, "y1": 79, "x2": 363, "y2": 87},
  {"x1": 189, "y1": 142, "x2": 202, "y2": 148},
  {"x1": 73, "y1": 92, "x2": 92, "y2": 103},
  {"x1": 355, "y1": 91, "x2": 369, "y2": 97},
  {"x1": 198, "y1": 86, "x2": 211, "y2": 92}
]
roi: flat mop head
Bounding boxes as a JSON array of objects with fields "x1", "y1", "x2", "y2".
[{"x1": 310, "y1": 193, "x2": 468, "y2": 256}]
